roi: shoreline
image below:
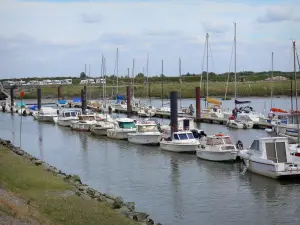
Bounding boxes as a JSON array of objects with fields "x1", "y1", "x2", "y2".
[{"x1": 0, "y1": 138, "x2": 160, "y2": 225}]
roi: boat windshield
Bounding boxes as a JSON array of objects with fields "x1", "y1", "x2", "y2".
[
  {"x1": 64, "y1": 111, "x2": 77, "y2": 117},
  {"x1": 187, "y1": 133, "x2": 195, "y2": 139},
  {"x1": 137, "y1": 125, "x2": 158, "y2": 132},
  {"x1": 223, "y1": 137, "x2": 232, "y2": 144},
  {"x1": 178, "y1": 133, "x2": 188, "y2": 140},
  {"x1": 119, "y1": 122, "x2": 136, "y2": 129}
]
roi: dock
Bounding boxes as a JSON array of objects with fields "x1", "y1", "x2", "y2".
[{"x1": 114, "y1": 108, "x2": 271, "y2": 129}]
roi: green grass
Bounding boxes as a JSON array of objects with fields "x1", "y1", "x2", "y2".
[
  {"x1": 0, "y1": 147, "x2": 138, "y2": 225},
  {"x1": 16, "y1": 80, "x2": 293, "y2": 99}
]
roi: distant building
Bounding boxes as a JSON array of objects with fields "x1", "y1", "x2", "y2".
[
  {"x1": 2, "y1": 81, "x2": 15, "y2": 88},
  {"x1": 80, "y1": 79, "x2": 95, "y2": 84},
  {"x1": 95, "y1": 78, "x2": 106, "y2": 84}
]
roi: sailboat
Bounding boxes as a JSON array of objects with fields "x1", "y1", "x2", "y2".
[
  {"x1": 226, "y1": 23, "x2": 260, "y2": 128},
  {"x1": 199, "y1": 33, "x2": 226, "y2": 119}
]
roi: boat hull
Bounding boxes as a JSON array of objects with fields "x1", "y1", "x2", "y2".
[
  {"x1": 160, "y1": 142, "x2": 198, "y2": 153},
  {"x1": 196, "y1": 150, "x2": 238, "y2": 162},
  {"x1": 70, "y1": 123, "x2": 92, "y2": 131},
  {"x1": 128, "y1": 134, "x2": 161, "y2": 145},
  {"x1": 37, "y1": 115, "x2": 57, "y2": 122},
  {"x1": 227, "y1": 120, "x2": 254, "y2": 129},
  {"x1": 57, "y1": 119, "x2": 74, "y2": 127},
  {"x1": 246, "y1": 160, "x2": 300, "y2": 179},
  {"x1": 107, "y1": 129, "x2": 136, "y2": 140},
  {"x1": 90, "y1": 127, "x2": 110, "y2": 136}
]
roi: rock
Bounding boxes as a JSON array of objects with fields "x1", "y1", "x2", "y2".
[
  {"x1": 105, "y1": 198, "x2": 115, "y2": 209},
  {"x1": 124, "y1": 202, "x2": 135, "y2": 212},
  {"x1": 133, "y1": 212, "x2": 149, "y2": 222},
  {"x1": 15, "y1": 149, "x2": 24, "y2": 156},
  {"x1": 97, "y1": 195, "x2": 107, "y2": 202},
  {"x1": 75, "y1": 190, "x2": 81, "y2": 196},
  {"x1": 112, "y1": 196, "x2": 123, "y2": 209},
  {"x1": 93, "y1": 191, "x2": 101, "y2": 199},
  {"x1": 34, "y1": 160, "x2": 43, "y2": 166},
  {"x1": 115, "y1": 206, "x2": 133, "y2": 218},
  {"x1": 66, "y1": 175, "x2": 82, "y2": 185},
  {"x1": 86, "y1": 188, "x2": 96, "y2": 198},
  {"x1": 104, "y1": 193, "x2": 118, "y2": 201},
  {"x1": 156, "y1": 223, "x2": 162, "y2": 225},
  {"x1": 78, "y1": 185, "x2": 89, "y2": 192}
]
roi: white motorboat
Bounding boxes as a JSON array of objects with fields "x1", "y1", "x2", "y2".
[
  {"x1": 238, "y1": 137, "x2": 300, "y2": 179},
  {"x1": 128, "y1": 121, "x2": 161, "y2": 145},
  {"x1": 56, "y1": 109, "x2": 81, "y2": 127},
  {"x1": 288, "y1": 144, "x2": 300, "y2": 162},
  {"x1": 37, "y1": 107, "x2": 58, "y2": 122},
  {"x1": 160, "y1": 117, "x2": 197, "y2": 138},
  {"x1": 107, "y1": 118, "x2": 136, "y2": 140},
  {"x1": 57, "y1": 99, "x2": 68, "y2": 108},
  {"x1": 137, "y1": 107, "x2": 156, "y2": 117},
  {"x1": 70, "y1": 114, "x2": 97, "y2": 131},
  {"x1": 226, "y1": 118, "x2": 254, "y2": 129},
  {"x1": 196, "y1": 133, "x2": 239, "y2": 162},
  {"x1": 160, "y1": 131, "x2": 199, "y2": 153},
  {"x1": 90, "y1": 120, "x2": 115, "y2": 136}
]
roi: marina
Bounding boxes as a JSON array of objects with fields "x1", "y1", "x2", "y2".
[{"x1": 1, "y1": 93, "x2": 300, "y2": 225}]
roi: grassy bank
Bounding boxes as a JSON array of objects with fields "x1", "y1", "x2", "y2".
[
  {"x1": 15, "y1": 80, "x2": 293, "y2": 100},
  {"x1": 0, "y1": 146, "x2": 138, "y2": 225}
]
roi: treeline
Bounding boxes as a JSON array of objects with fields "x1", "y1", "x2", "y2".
[{"x1": 1, "y1": 71, "x2": 299, "y2": 85}]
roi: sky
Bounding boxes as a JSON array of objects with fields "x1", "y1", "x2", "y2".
[{"x1": 0, "y1": 0, "x2": 299, "y2": 79}]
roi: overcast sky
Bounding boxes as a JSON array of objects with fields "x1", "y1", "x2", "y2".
[{"x1": 1, "y1": 0, "x2": 299, "y2": 79}]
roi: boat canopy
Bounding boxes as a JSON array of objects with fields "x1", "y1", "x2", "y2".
[
  {"x1": 270, "y1": 108, "x2": 287, "y2": 113},
  {"x1": 28, "y1": 105, "x2": 38, "y2": 110},
  {"x1": 235, "y1": 100, "x2": 251, "y2": 105},
  {"x1": 15, "y1": 102, "x2": 26, "y2": 107},
  {"x1": 73, "y1": 97, "x2": 81, "y2": 103},
  {"x1": 58, "y1": 99, "x2": 67, "y2": 104},
  {"x1": 207, "y1": 97, "x2": 222, "y2": 105}
]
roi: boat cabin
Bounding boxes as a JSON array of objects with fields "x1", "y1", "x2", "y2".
[
  {"x1": 60, "y1": 109, "x2": 81, "y2": 117},
  {"x1": 78, "y1": 115, "x2": 96, "y2": 121},
  {"x1": 249, "y1": 137, "x2": 292, "y2": 163},
  {"x1": 178, "y1": 117, "x2": 196, "y2": 131},
  {"x1": 202, "y1": 134, "x2": 236, "y2": 151},
  {"x1": 116, "y1": 119, "x2": 136, "y2": 129},
  {"x1": 137, "y1": 123, "x2": 159, "y2": 133},
  {"x1": 172, "y1": 131, "x2": 195, "y2": 140}
]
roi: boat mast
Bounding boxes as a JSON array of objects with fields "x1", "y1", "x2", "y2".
[
  {"x1": 234, "y1": 22, "x2": 237, "y2": 102},
  {"x1": 179, "y1": 57, "x2": 182, "y2": 109},
  {"x1": 206, "y1": 33, "x2": 209, "y2": 108},
  {"x1": 116, "y1": 48, "x2": 119, "y2": 96},
  {"x1": 101, "y1": 55, "x2": 104, "y2": 102},
  {"x1": 271, "y1": 52, "x2": 274, "y2": 108},
  {"x1": 132, "y1": 58, "x2": 135, "y2": 99},
  {"x1": 293, "y1": 41, "x2": 299, "y2": 144},
  {"x1": 161, "y1": 60, "x2": 164, "y2": 107},
  {"x1": 146, "y1": 54, "x2": 150, "y2": 104}
]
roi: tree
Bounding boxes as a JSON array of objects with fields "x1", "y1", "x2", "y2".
[
  {"x1": 136, "y1": 73, "x2": 144, "y2": 78},
  {"x1": 80, "y1": 72, "x2": 87, "y2": 79}
]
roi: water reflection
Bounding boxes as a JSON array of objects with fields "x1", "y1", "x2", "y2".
[
  {"x1": 38, "y1": 124, "x2": 44, "y2": 160},
  {"x1": 170, "y1": 157, "x2": 184, "y2": 220}
]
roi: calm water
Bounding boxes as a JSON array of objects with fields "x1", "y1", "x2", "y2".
[{"x1": 1, "y1": 97, "x2": 300, "y2": 225}]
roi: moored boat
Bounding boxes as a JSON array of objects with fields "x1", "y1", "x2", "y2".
[
  {"x1": 238, "y1": 137, "x2": 300, "y2": 179},
  {"x1": 107, "y1": 118, "x2": 136, "y2": 140},
  {"x1": 128, "y1": 121, "x2": 161, "y2": 145},
  {"x1": 160, "y1": 131, "x2": 199, "y2": 153},
  {"x1": 196, "y1": 133, "x2": 240, "y2": 162}
]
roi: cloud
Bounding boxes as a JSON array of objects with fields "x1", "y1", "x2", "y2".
[
  {"x1": 0, "y1": 0, "x2": 299, "y2": 79},
  {"x1": 257, "y1": 6, "x2": 297, "y2": 23},
  {"x1": 202, "y1": 21, "x2": 229, "y2": 34},
  {"x1": 80, "y1": 12, "x2": 103, "y2": 24}
]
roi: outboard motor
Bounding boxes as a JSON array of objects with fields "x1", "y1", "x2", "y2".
[
  {"x1": 191, "y1": 129, "x2": 199, "y2": 139},
  {"x1": 108, "y1": 106, "x2": 112, "y2": 114},
  {"x1": 236, "y1": 140, "x2": 243, "y2": 150},
  {"x1": 22, "y1": 109, "x2": 27, "y2": 116}
]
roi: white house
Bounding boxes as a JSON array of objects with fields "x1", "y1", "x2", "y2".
[{"x1": 96, "y1": 78, "x2": 106, "y2": 84}]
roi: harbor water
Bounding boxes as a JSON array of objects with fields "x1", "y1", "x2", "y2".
[{"x1": 1, "y1": 97, "x2": 300, "y2": 225}]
